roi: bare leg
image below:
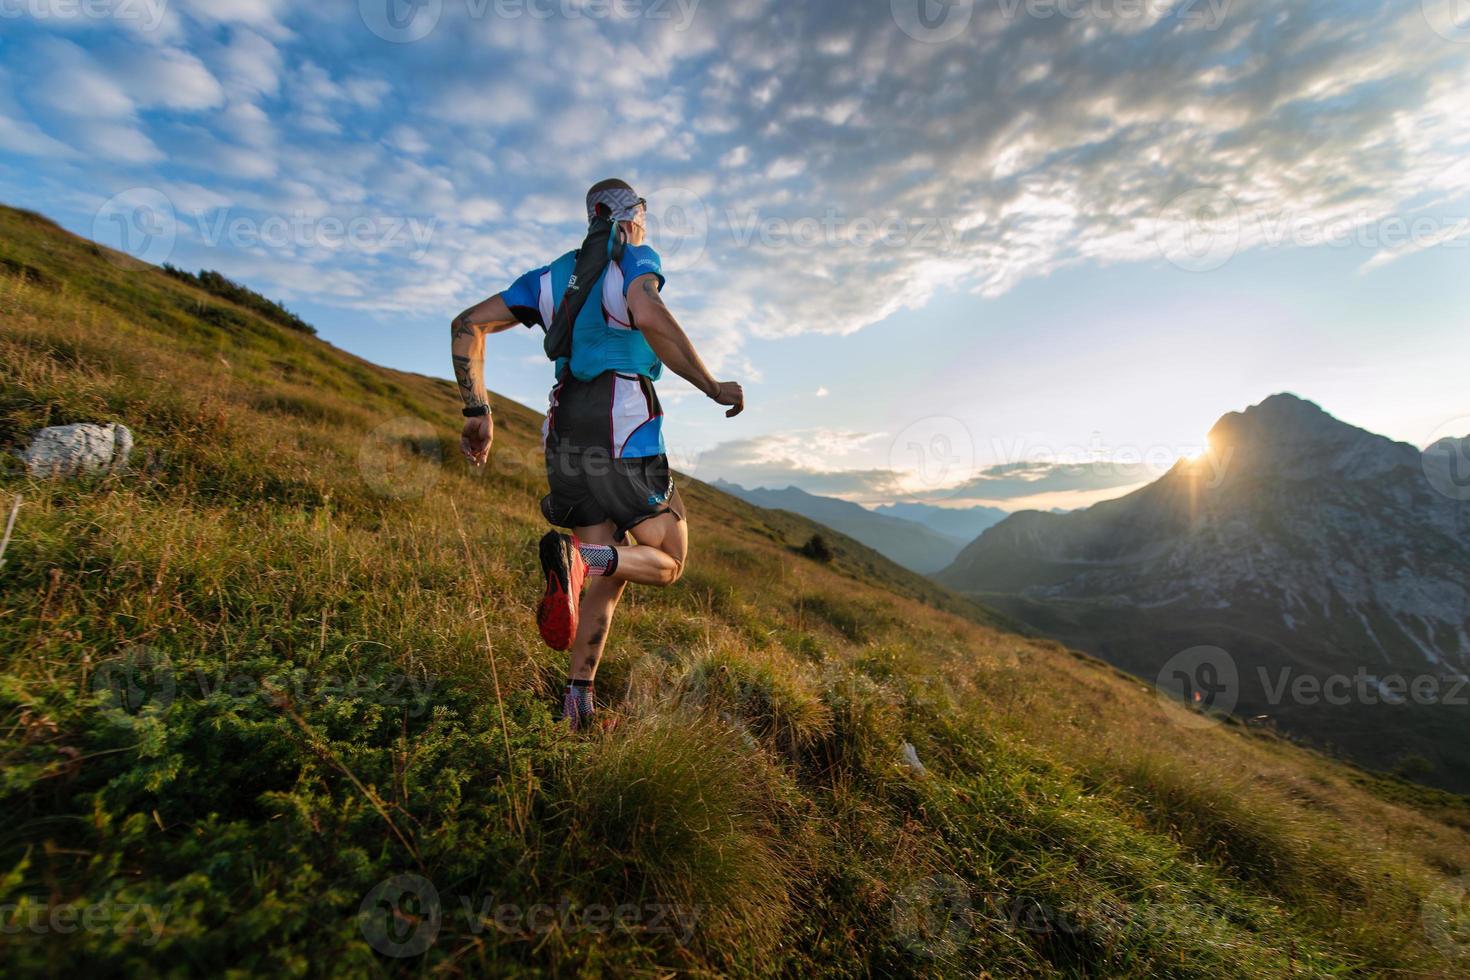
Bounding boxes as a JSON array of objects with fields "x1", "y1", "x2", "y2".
[
  {"x1": 567, "y1": 512, "x2": 687, "y2": 682},
  {"x1": 569, "y1": 520, "x2": 627, "y2": 683},
  {"x1": 602, "y1": 511, "x2": 688, "y2": 587}
]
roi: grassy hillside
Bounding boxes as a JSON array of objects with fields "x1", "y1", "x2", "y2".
[{"x1": 3, "y1": 203, "x2": 1470, "y2": 977}]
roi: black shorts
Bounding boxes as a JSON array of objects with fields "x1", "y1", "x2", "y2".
[{"x1": 541, "y1": 450, "x2": 686, "y2": 541}]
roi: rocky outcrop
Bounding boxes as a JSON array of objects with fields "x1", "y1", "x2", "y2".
[{"x1": 20, "y1": 423, "x2": 133, "y2": 478}]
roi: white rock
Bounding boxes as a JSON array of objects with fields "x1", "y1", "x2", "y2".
[
  {"x1": 900, "y1": 741, "x2": 926, "y2": 774},
  {"x1": 20, "y1": 423, "x2": 133, "y2": 478}
]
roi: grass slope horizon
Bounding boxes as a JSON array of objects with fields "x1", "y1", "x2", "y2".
[{"x1": 4, "y1": 202, "x2": 1470, "y2": 977}]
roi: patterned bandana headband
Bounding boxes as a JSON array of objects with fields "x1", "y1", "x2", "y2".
[{"x1": 586, "y1": 185, "x2": 645, "y2": 223}]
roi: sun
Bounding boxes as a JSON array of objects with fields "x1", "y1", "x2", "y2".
[{"x1": 1181, "y1": 435, "x2": 1214, "y2": 463}]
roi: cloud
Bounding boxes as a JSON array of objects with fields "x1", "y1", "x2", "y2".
[
  {"x1": 685, "y1": 432, "x2": 1170, "y2": 507},
  {"x1": 113, "y1": 45, "x2": 225, "y2": 111},
  {"x1": 947, "y1": 461, "x2": 1157, "y2": 502},
  {"x1": 3, "y1": 0, "x2": 1467, "y2": 390},
  {"x1": 217, "y1": 28, "x2": 283, "y2": 97},
  {"x1": 29, "y1": 38, "x2": 135, "y2": 119}
]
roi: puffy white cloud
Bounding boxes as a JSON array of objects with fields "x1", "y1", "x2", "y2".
[
  {"x1": 29, "y1": 38, "x2": 135, "y2": 119},
  {"x1": 111, "y1": 45, "x2": 225, "y2": 111},
  {"x1": 216, "y1": 28, "x2": 283, "y2": 97},
  {"x1": 4, "y1": 0, "x2": 1467, "y2": 382}
]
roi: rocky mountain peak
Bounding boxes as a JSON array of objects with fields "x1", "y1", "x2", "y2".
[{"x1": 1202, "y1": 393, "x2": 1413, "y2": 482}]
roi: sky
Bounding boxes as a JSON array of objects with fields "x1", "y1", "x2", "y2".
[{"x1": 1, "y1": 0, "x2": 1468, "y2": 513}]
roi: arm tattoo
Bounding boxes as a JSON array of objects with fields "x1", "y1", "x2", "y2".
[
  {"x1": 640, "y1": 277, "x2": 667, "y2": 307},
  {"x1": 452, "y1": 354, "x2": 484, "y2": 407}
]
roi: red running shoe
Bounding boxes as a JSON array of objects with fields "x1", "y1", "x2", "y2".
[{"x1": 537, "y1": 531, "x2": 587, "y2": 651}]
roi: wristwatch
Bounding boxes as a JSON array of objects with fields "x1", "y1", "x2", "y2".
[{"x1": 462, "y1": 404, "x2": 490, "y2": 418}]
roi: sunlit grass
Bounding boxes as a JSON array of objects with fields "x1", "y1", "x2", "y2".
[{"x1": 2, "y1": 204, "x2": 1469, "y2": 976}]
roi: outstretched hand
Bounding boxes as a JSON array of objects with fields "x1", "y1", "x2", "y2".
[
  {"x1": 711, "y1": 381, "x2": 745, "y2": 418},
  {"x1": 461, "y1": 414, "x2": 493, "y2": 466}
]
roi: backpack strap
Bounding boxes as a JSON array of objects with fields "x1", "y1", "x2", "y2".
[{"x1": 544, "y1": 215, "x2": 621, "y2": 362}]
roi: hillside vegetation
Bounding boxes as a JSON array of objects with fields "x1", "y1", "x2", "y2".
[{"x1": 3, "y1": 203, "x2": 1470, "y2": 977}]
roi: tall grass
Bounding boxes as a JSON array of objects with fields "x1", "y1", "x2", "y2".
[{"x1": 2, "y1": 204, "x2": 1469, "y2": 976}]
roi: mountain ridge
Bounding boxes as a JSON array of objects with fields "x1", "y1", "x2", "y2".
[
  {"x1": 940, "y1": 392, "x2": 1470, "y2": 789},
  {"x1": 709, "y1": 479, "x2": 966, "y2": 573}
]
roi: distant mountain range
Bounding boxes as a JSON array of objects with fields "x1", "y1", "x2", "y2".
[
  {"x1": 872, "y1": 500, "x2": 1008, "y2": 544},
  {"x1": 709, "y1": 481, "x2": 1005, "y2": 574},
  {"x1": 937, "y1": 393, "x2": 1470, "y2": 791}
]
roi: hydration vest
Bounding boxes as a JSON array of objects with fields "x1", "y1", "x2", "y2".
[{"x1": 542, "y1": 217, "x2": 663, "y2": 384}]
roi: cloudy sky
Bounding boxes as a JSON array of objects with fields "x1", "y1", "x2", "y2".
[{"x1": 2, "y1": 0, "x2": 1468, "y2": 512}]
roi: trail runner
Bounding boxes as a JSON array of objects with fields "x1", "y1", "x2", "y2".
[{"x1": 451, "y1": 178, "x2": 744, "y2": 729}]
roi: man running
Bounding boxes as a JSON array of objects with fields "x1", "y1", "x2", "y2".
[{"x1": 450, "y1": 178, "x2": 744, "y2": 730}]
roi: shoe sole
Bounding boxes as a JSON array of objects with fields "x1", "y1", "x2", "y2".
[{"x1": 537, "y1": 532, "x2": 579, "y2": 651}]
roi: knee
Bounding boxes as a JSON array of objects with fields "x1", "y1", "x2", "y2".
[{"x1": 657, "y1": 554, "x2": 685, "y2": 586}]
